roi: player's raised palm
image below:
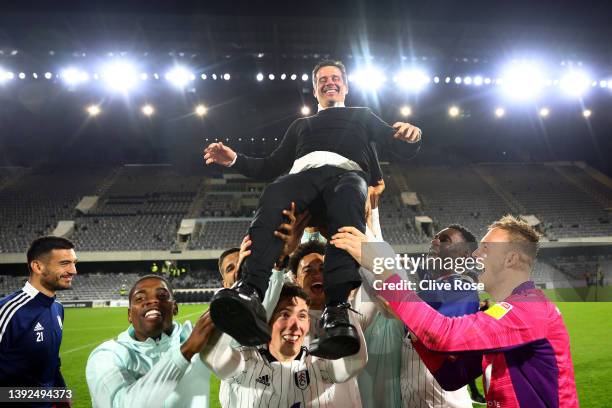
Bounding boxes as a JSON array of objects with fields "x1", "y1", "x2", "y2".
[{"x1": 203, "y1": 142, "x2": 237, "y2": 167}]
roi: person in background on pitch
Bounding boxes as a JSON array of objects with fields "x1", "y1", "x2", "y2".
[
  {"x1": 86, "y1": 275, "x2": 215, "y2": 408},
  {"x1": 0, "y1": 236, "x2": 77, "y2": 408},
  {"x1": 203, "y1": 58, "x2": 422, "y2": 360}
]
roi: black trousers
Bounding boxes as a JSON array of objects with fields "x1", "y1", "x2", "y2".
[{"x1": 241, "y1": 165, "x2": 367, "y2": 299}]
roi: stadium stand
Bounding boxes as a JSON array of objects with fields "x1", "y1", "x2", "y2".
[
  {"x1": 1, "y1": 162, "x2": 611, "y2": 252},
  {"x1": 402, "y1": 165, "x2": 515, "y2": 239},
  {"x1": 0, "y1": 167, "x2": 112, "y2": 253},
  {"x1": 189, "y1": 219, "x2": 252, "y2": 249},
  {"x1": 70, "y1": 165, "x2": 200, "y2": 251},
  {"x1": 481, "y1": 164, "x2": 612, "y2": 239}
]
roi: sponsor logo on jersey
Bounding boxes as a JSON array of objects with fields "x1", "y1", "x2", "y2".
[
  {"x1": 294, "y1": 369, "x2": 310, "y2": 390},
  {"x1": 34, "y1": 322, "x2": 44, "y2": 331},
  {"x1": 484, "y1": 302, "x2": 513, "y2": 320},
  {"x1": 256, "y1": 374, "x2": 270, "y2": 387}
]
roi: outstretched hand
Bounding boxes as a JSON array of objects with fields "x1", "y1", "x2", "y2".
[
  {"x1": 203, "y1": 142, "x2": 237, "y2": 167},
  {"x1": 236, "y1": 235, "x2": 252, "y2": 276},
  {"x1": 274, "y1": 202, "x2": 311, "y2": 268},
  {"x1": 330, "y1": 226, "x2": 369, "y2": 265},
  {"x1": 392, "y1": 122, "x2": 422, "y2": 143},
  {"x1": 180, "y1": 311, "x2": 215, "y2": 361}
]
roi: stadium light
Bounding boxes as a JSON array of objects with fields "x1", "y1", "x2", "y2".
[
  {"x1": 44, "y1": 72, "x2": 53, "y2": 79},
  {"x1": 400, "y1": 105, "x2": 412, "y2": 117},
  {"x1": 582, "y1": 109, "x2": 592, "y2": 118},
  {"x1": 18, "y1": 72, "x2": 26, "y2": 79},
  {"x1": 539, "y1": 107, "x2": 550, "y2": 117},
  {"x1": 61, "y1": 67, "x2": 89, "y2": 86},
  {"x1": 165, "y1": 66, "x2": 195, "y2": 88},
  {"x1": 394, "y1": 69, "x2": 429, "y2": 92},
  {"x1": 500, "y1": 61, "x2": 544, "y2": 100},
  {"x1": 301, "y1": 105, "x2": 311, "y2": 116},
  {"x1": 290, "y1": 74, "x2": 297, "y2": 81},
  {"x1": 0, "y1": 70, "x2": 15, "y2": 82},
  {"x1": 86, "y1": 104, "x2": 101, "y2": 116},
  {"x1": 560, "y1": 70, "x2": 591, "y2": 97},
  {"x1": 454, "y1": 77, "x2": 462, "y2": 84},
  {"x1": 463, "y1": 76, "x2": 472, "y2": 85},
  {"x1": 223, "y1": 73, "x2": 230, "y2": 80},
  {"x1": 444, "y1": 76, "x2": 451, "y2": 84},
  {"x1": 433, "y1": 76, "x2": 440, "y2": 83},
  {"x1": 281, "y1": 73, "x2": 287, "y2": 80},
  {"x1": 256, "y1": 73, "x2": 264, "y2": 81},
  {"x1": 473, "y1": 76, "x2": 483, "y2": 86},
  {"x1": 102, "y1": 61, "x2": 138, "y2": 92},
  {"x1": 495, "y1": 107, "x2": 506, "y2": 118},
  {"x1": 351, "y1": 66, "x2": 387, "y2": 91},
  {"x1": 449, "y1": 106, "x2": 460, "y2": 117},
  {"x1": 301, "y1": 73, "x2": 309, "y2": 81},
  {"x1": 268, "y1": 73, "x2": 275, "y2": 80},
  {"x1": 141, "y1": 104, "x2": 155, "y2": 116},
  {"x1": 195, "y1": 104, "x2": 208, "y2": 116}
]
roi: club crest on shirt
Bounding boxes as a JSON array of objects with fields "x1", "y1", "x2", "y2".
[
  {"x1": 294, "y1": 369, "x2": 310, "y2": 390},
  {"x1": 484, "y1": 301, "x2": 513, "y2": 320}
]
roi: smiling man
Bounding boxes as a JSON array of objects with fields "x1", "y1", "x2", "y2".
[
  {"x1": 204, "y1": 59, "x2": 422, "y2": 360},
  {"x1": 86, "y1": 275, "x2": 215, "y2": 408},
  {"x1": 203, "y1": 283, "x2": 367, "y2": 407},
  {"x1": 0, "y1": 236, "x2": 77, "y2": 407}
]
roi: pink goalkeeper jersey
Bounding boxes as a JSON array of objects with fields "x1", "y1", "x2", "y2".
[{"x1": 381, "y1": 278, "x2": 578, "y2": 408}]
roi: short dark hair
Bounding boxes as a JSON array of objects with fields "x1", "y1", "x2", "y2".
[
  {"x1": 276, "y1": 283, "x2": 311, "y2": 310},
  {"x1": 447, "y1": 224, "x2": 476, "y2": 243},
  {"x1": 128, "y1": 275, "x2": 174, "y2": 305},
  {"x1": 447, "y1": 224, "x2": 478, "y2": 253},
  {"x1": 312, "y1": 59, "x2": 348, "y2": 88},
  {"x1": 288, "y1": 240, "x2": 326, "y2": 277},
  {"x1": 27, "y1": 236, "x2": 75, "y2": 272},
  {"x1": 218, "y1": 247, "x2": 240, "y2": 276}
]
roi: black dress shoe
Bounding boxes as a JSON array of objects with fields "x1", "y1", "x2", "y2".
[
  {"x1": 309, "y1": 303, "x2": 360, "y2": 360},
  {"x1": 209, "y1": 281, "x2": 271, "y2": 346}
]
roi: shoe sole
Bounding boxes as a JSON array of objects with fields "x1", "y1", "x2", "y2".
[
  {"x1": 309, "y1": 325, "x2": 360, "y2": 360},
  {"x1": 210, "y1": 291, "x2": 271, "y2": 346}
]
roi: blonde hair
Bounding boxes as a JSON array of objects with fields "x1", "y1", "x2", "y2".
[{"x1": 488, "y1": 215, "x2": 540, "y2": 259}]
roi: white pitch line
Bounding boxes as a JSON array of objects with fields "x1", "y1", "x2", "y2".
[
  {"x1": 64, "y1": 325, "x2": 126, "y2": 332},
  {"x1": 62, "y1": 339, "x2": 112, "y2": 355},
  {"x1": 177, "y1": 310, "x2": 208, "y2": 320}
]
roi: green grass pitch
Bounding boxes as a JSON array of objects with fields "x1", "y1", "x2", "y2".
[{"x1": 60, "y1": 301, "x2": 612, "y2": 407}]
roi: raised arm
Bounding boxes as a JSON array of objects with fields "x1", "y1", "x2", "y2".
[
  {"x1": 359, "y1": 242, "x2": 550, "y2": 353},
  {"x1": 199, "y1": 332, "x2": 245, "y2": 380},
  {"x1": 204, "y1": 119, "x2": 300, "y2": 180},
  {"x1": 365, "y1": 109, "x2": 421, "y2": 161}
]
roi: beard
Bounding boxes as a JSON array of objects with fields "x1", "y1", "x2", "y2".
[{"x1": 42, "y1": 269, "x2": 73, "y2": 292}]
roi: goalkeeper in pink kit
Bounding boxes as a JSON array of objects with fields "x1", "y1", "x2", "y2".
[{"x1": 331, "y1": 215, "x2": 579, "y2": 407}]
